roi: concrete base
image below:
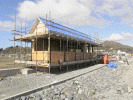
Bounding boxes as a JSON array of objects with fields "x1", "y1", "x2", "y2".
[
  {"x1": 21, "y1": 68, "x2": 36, "y2": 75},
  {"x1": 0, "y1": 68, "x2": 21, "y2": 77}
]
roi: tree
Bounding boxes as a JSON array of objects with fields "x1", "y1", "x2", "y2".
[
  {"x1": 16, "y1": 45, "x2": 19, "y2": 47},
  {"x1": 0, "y1": 48, "x2": 3, "y2": 51}
]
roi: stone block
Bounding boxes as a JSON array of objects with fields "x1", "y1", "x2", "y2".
[{"x1": 21, "y1": 68, "x2": 35, "y2": 75}]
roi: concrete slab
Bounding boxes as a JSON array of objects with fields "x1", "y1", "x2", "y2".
[
  {"x1": 0, "y1": 68, "x2": 21, "y2": 77},
  {"x1": 15, "y1": 58, "x2": 102, "y2": 67}
]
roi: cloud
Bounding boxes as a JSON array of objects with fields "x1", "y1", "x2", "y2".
[
  {"x1": 0, "y1": 21, "x2": 14, "y2": 28},
  {"x1": 129, "y1": 44, "x2": 133, "y2": 47},
  {"x1": 0, "y1": 21, "x2": 14, "y2": 32},
  {"x1": 105, "y1": 34, "x2": 123, "y2": 41},
  {"x1": 93, "y1": 0, "x2": 133, "y2": 24},
  {"x1": 104, "y1": 33, "x2": 133, "y2": 41},
  {"x1": 130, "y1": 24, "x2": 133, "y2": 28},
  {"x1": 1, "y1": 0, "x2": 133, "y2": 30},
  {"x1": 17, "y1": 0, "x2": 108, "y2": 27},
  {"x1": 16, "y1": 0, "x2": 133, "y2": 27},
  {"x1": 0, "y1": 19, "x2": 26, "y2": 32}
]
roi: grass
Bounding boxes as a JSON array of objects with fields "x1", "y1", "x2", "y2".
[{"x1": 0, "y1": 56, "x2": 31, "y2": 69}]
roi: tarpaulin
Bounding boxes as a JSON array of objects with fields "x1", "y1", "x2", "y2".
[{"x1": 107, "y1": 61, "x2": 117, "y2": 68}]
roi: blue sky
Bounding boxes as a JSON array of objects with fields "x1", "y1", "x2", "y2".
[{"x1": 1, "y1": 0, "x2": 133, "y2": 49}]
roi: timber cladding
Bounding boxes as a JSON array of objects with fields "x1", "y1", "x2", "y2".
[{"x1": 31, "y1": 38, "x2": 94, "y2": 63}]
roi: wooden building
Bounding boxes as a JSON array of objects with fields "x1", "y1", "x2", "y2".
[{"x1": 14, "y1": 17, "x2": 101, "y2": 70}]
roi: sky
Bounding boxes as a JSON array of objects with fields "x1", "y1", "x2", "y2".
[{"x1": 0, "y1": 0, "x2": 133, "y2": 49}]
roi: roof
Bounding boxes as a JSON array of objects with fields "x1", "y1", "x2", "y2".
[
  {"x1": 39, "y1": 17, "x2": 94, "y2": 43},
  {"x1": 15, "y1": 17, "x2": 101, "y2": 45}
]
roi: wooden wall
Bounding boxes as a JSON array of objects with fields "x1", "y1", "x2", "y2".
[
  {"x1": 51, "y1": 51, "x2": 64, "y2": 63},
  {"x1": 32, "y1": 21, "x2": 48, "y2": 35},
  {"x1": 31, "y1": 38, "x2": 96, "y2": 63},
  {"x1": 32, "y1": 51, "x2": 49, "y2": 62}
]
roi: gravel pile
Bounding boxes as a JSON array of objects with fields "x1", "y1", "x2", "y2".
[{"x1": 16, "y1": 61, "x2": 133, "y2": 100}]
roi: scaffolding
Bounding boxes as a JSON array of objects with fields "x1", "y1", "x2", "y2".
[{"x1": 12, "y1": 12, "x2": 102, "y2": 74}]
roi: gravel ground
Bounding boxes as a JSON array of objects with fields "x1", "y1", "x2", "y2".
[
  {"x1": 16, "y1": 59, "x2": 133, "y2": 100},
  {"x1": 0, "y1": 58, "x2": 133, "y2": 100},
  {"x1": 0, "y1": 64, "x2": 104, "y2": 99}
]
